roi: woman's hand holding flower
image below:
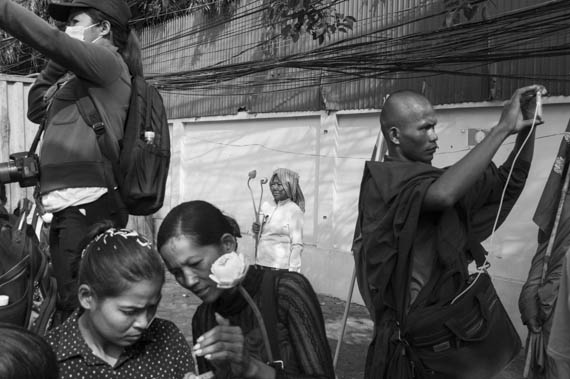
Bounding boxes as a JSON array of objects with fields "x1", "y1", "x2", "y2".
[
  {"x1": 203, "y1": 252, "x2": 276, "y2": 378},
  {"x1": 193, "y1": 313, "x2": 259, "y2": 377}
]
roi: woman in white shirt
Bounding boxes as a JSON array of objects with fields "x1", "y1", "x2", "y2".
[{"x1": 252, "y1": 168, "x2": 305, "y2": 272}]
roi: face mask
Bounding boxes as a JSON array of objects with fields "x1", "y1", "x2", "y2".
[{"x1": 64, "y1": 23, "x2": 98, "y2": 42}]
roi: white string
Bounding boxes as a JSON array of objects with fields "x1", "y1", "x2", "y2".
[{"x1": 451, "y1": 95, "x2": 541, "y2": 304}]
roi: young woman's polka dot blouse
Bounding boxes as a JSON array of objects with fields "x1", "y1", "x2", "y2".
[{"x1": 45, "y1": 310, "x2": 194, "y2": 379}]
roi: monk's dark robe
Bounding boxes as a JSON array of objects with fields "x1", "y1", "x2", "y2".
[{"x1": 357, "y1": 154, "x2": 530, "y2": 379}]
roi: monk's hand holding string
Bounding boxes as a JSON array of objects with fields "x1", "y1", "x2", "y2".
[
  {"x1": 498, "y1": 84, "x2": 546, "y2": 134},
  {"x1": 193, "y1": 312, "x2": 254, "y2": 377}
]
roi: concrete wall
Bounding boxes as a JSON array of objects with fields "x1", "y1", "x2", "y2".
[
  {"x1": 5, "y1": 73, "x2": 569, "y2": 341},
  {"x1": 165, "y1": 97, "x2": 570, "y2": 339}
]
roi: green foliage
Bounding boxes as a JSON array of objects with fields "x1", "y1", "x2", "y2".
[
  {"x1": 0, "y1": 0, "x2": 355, "y2": 74},
  {"x1": 130, "y1": 0, "x2": 243, "y2": 25},
  {"x1": 263, "y1": 0, "x2": 355, "y2": 45},
  {"x1": 134, "y1": 0, "x2": 356, "y2": 41},
  {"x1": 443, "y1": 0, "x2": 495, "y2": 26},
  {"x1": 0, "y1": 0, "x2": 50, "y2": 74},
  {"x1": 129, "y1": 0, "x2": 211, "y2": 25}
]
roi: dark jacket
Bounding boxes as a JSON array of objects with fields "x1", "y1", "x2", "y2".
[{"x1": 0, "y1": 0, "x2": 130, "y2": 194}]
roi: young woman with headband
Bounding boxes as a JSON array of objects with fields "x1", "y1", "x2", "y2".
[{"x1": 45, "y1": 222, "x2": 194, "y2": 379}]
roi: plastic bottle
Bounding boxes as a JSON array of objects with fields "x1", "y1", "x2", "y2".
[{"x1": 0, "y1": 295, "x2": 9, "y2": 306}]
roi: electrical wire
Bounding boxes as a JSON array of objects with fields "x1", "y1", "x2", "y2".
[
  {"x1": 4, "y1": 1, "x2": 570, "y2": 91},
  {"x1": 137, "y1": 0, "x2": 570, "y2": 96}
]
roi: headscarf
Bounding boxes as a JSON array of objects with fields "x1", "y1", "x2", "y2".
[{"x1": 273, "y1": 168, "x2": 305, "y2": 212}]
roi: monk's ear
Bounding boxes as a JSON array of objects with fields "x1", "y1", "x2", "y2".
[{"x1": 389, "y1": 127, "x2": 400, "y2": 145}]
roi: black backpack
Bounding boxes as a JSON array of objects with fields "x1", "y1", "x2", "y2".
[
  {"x1": 77, "y1": 75, "x2": 171, "y2": 216},
  {"x1": 0, "y1": 199, "x2": 57, "y2": 336}
]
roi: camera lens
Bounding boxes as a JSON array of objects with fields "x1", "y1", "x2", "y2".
[{"x1": 0, "y1": 161, "x2": 20, "y2": 184}]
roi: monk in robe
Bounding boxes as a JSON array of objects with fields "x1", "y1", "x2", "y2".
[{"x1": 356, "y1": 85, "x2": 544, "y2": 378}]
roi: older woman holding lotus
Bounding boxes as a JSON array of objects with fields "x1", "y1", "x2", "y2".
[{"x1": 252, "y1": 168, "x2": 305, "y2": 273}]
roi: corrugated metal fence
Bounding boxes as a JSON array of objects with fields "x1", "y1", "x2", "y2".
[
  {"x1": 0, "y1": 74, "x2": 38, "y2": 211},
  {"x1": 140, "y1": 0, "x2": 570, "y2": 118}
]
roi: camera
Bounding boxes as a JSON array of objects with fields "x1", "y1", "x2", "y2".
[{"x1": 0, "y1": 152, "x2": 40, "y2": 187}]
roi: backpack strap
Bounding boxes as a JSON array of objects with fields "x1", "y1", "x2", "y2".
[
  {"x1": 30, "y1": 275, "x2": 57, "y2": 336},
  {"x1": 75, "y1": 84, "x2": 122, "y2": 189},
  {"x1": 75, "y1": 84, "x2": 126, "y2": 212},
  {"x1": 76, "y1": 94, "x2": 106, "y2": 137},
  {"x1": 260, "y1": 270, "x2": 283, "y2": 369}
]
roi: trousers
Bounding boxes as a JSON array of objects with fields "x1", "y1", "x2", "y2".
[{"x1": 48, "y1": 190, "x2": 128, "y2": 318}]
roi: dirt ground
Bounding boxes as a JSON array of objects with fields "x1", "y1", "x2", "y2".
[{"x1": 157, "y1": 274, "x2": 526, "y2": 379}]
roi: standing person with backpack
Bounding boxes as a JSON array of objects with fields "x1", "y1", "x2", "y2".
[
  {"x1": 157, "y1": 201, "x2": 335, "y2": 379},
  {"x1": 0, "y1": 0, "x2": 140, "y2": 322}
]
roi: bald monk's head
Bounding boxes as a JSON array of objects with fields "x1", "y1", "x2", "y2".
[{"x1": 380, "y1": 90, "x2": 439, "y2": 164}]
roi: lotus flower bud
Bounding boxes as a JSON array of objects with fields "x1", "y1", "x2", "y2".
[
  {"x1": 248, "y1": 170, "x2": 257, "y2": 179},
  {"x1": 209, "y1": 252, "x2": 248, "y2": 289}
]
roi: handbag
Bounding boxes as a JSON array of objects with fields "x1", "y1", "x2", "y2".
[
  {"x1": 0, "y1": 199, "x2": 57, "y2": 335},
  {"x1": 406, "y1": 271, "x2": 521, "y2": 379},
  {"x1": 0, "y1": 202, "x2": 37, "y2": 328}
]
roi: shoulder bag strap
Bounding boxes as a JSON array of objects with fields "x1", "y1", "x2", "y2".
[
  {"x1": 30, "y1": 275, "x2": 57, "y2": 336},
  {"x1": 27, "y1": 118, "x2": 47, "y2": 156},
  {"x1": 15, "y1": 200, "x2": 35, "y2": 329}
]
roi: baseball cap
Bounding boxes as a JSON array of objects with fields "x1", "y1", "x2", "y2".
[{"x1": 48, "y1": 0, "x2": 131, "y2": 28}]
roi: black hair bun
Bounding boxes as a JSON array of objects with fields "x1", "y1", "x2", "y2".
[{"x1": 77, "y1": 219, "x2": 115, "y2": 254}]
